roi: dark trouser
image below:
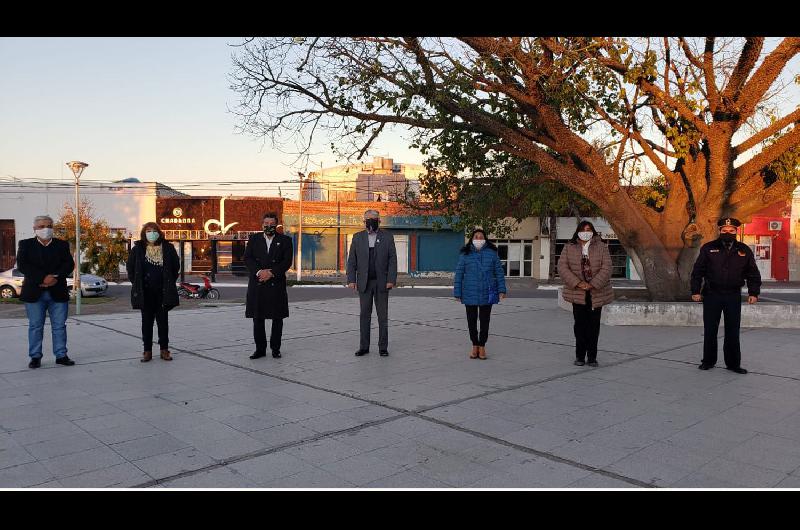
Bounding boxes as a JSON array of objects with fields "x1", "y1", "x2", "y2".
[
  {"x1": 702, "y1": 292, "x2": 742, "y2": 368},
  {"x1": 254, "y1": 318, "x2": 284, "y2": 354},
  {"x1": 572, "y1": 291, "x2": 602, "y2": 362},
  {"x1": 465, "y1": 304, "x2": 492, "y2": 346},
  {"x1": 141, "y1": 289, "x2": 169, "y2": 351},
  {"x1": 359, "y1": 279, "x2": 389, "y2": 351}
]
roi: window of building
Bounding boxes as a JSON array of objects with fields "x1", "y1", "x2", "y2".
[{"x1": 494, "y1": 239, "x2": 534, "y2": 277}]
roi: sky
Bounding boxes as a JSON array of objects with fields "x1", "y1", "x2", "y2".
[
  {"x1": 0, "y1": 37, "x2": 423, "y2": 197},
  {"x1": 1, "y1": 37, "x2": 797, "y2": 197}
]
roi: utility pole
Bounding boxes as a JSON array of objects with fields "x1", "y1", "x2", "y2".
[{"x1": 296, "y1": 172, "x2": 304, "y2": 281}]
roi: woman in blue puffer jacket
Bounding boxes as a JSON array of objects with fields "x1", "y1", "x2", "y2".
[{"x1": 453, "y1": 229, "x2": 507, "y2": 360}]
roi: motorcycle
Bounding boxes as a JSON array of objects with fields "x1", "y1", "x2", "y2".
[{"x1": 177, "y1": 275, "x2": 220, "y2": 300}]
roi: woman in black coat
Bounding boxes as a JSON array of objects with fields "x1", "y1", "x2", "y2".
[{"x1": 126, "y1": 222, "x2": 180, "y2": 362}]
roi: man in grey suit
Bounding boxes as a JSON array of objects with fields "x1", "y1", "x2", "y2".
[{"x1": 347, "y1": 209, "x2": 397, "y2": 357}]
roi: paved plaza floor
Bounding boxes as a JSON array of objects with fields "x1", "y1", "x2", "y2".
[{"x1": 1, "y1": 295, "x2": 800, "y2": 488}]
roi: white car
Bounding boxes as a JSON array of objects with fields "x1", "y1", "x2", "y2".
[
  {"x1": 0, "y1": 268, "x2": 24, "y2": 299},
  {"x1": 0, "y1": 268, "x2": 107, "y2": 298},
  {"x1": 67, "y1": 273, "x2": 108, "y2": 297}
]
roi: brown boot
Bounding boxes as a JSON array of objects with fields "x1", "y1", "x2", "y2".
[
  {"x1": 160, "y1": 349, "x2": 173, "y2": 361},
  {"x1": 478, "y1": 346, "x2": 487, "y2": 360},
  {"x1": 470, "y1": 345, "x2": 479, "y2": 359},
  {"x1": 141, "y1": 350, "x2": 152, "y2": 363}
]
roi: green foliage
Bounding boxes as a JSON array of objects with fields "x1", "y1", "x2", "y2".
[{"x1": 402, "y1": 147, "x2": 599, "y2": 237}]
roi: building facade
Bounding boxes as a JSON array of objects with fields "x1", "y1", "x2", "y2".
[{"x1": 0, "y1": 178, "x2": 164, "y2": 271}]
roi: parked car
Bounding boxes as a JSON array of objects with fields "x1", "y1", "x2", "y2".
[
  {"x1": 0, "y1": 268, "x2": 107, "y2": 298},
  {"x1": 67, "y1": 274, "x2": 108, "y2": 297},
  {"x1": 0, "y1": 268, "x2": 24, "y2": 299}
]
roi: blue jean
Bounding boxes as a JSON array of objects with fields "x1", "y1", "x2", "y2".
[{"x1": 24, "y1": 290, "x2": 69, "y2": 359}]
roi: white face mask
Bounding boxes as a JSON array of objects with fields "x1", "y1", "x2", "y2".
[
  {"x1": 578, "y1": 231, "x2": 593, "y2": 242},
  {"x1": 35, "y1": 228, "x2": 53, "y2": 240},
  {"x1": 473, "y1": 239, "x2": 486, "y2": 250}
]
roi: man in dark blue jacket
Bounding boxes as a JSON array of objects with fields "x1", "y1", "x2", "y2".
[
  {"x1": 690, "y1": 217, "x2": 761, "y2": 374},
  {"x1": 16, "y1": 215, "x2": 76, "y2": 369}
]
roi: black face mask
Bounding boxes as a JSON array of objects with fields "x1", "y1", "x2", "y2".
[
  {"x1": 365, "y1": 219, "x2": 380, "y2": 232},
  {"x1": 719, "y1": 233, "x2": 736, "y2": 244},
  {"x1": 264, "y1": 226, "x2": 276, "y2": 236}
]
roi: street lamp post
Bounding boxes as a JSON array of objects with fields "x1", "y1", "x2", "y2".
[
  {"x1": 296, "y1": 172, "x2": 304, "y2": 282},
  {"x1": 66, "y1": 161, "x2": 88, "y2": 316}
]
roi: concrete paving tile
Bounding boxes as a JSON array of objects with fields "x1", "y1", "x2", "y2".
[
  {"x1": 190, "y1": 434, "x2": 266, "y2": 460},
  {"x1": 775, "y1": 475, "x2": 800, "y2": 488},
  {"x1": 604, "y1": 453, "x2": 694, "y2": 487},
  {"x1": 161, "y1": 467, "x2": 258, "y2": 488},
  {"x1": 59, "y1": 462, "x2": 153, "y2": 488},
  {"x1": 722, "y1": 433, "x2": 800, "y2": 474},
  {"x1": 247, "y1": 423, "x2": 318, "y2": 448},
  {"x1": 10, "y1": 422, "x2": 86, "y2": 446},
  {"x1": 40, "y1": 446, "x2": 128, "y2": 479},
  {"x1": 284, "y1": 438, "x2": 366, "y2": 465},
  {"x1": 567, "y1": 473, "x2": 640, "y2": 488},
  {"x1": 227, "y1": 452, "x2": 317, "y2": 485},
  {"x1": 363, "y1": 468, "x2": 451, "y2": 488},
  {"x1": 457, "y1": 414, "x2": 527, "y2": 438},
  {"x1": 0, "y1": 444, "x2": 35, "y2": 470},
  {"x1": 261, "y1": 467, "x2": 356, "y2": 488},
  {"x1": 111, "y1": 433, "x2": 191, "y2": 461},
  {"x1": 90, "y1": 423, "x2": 163, "y2": 445},
  {"x1": 320, "y1": 453, "x2": 408, "y2": 486},
  {"x1": 674, "y1": 458, "x2": 788, "y2": 488},
  {"x1": 132, "y1": 448, "x2": 217, "y2": 481},
  {"x1": 411, "y1": 453, "x2": 496, "y2": 487},
  {"x1": 24, "y1": 432, "x2": 104, "y2": 460},
  {"x1": 501, "y1": 426, "x2": 574, "y2": 452},
  {"x1": 0, "y1": 461, "x2": 56, "y2": 487}
]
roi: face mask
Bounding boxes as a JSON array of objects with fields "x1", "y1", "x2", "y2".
[
  {"x1": 146, "y1": 231, "x2": 160, "y2": 243},
  {"x1": 35, "y1": 228, "x2": 53, "y2": 240},
  {"x1": 365, "y1": 219, "x2": 380, "y2": 232},
  {"x1": 472, "y1": 239, "x2": 486, "y2": 250},
  {"x1": 264, "y1": 226, "x2": 276, "y2": 236},
  {"x1": 720, "y1": 233, "x2": 736, "y2": 244},
  {"x1": 578, "y1": 231, "x2": 593, "y2": 242}
]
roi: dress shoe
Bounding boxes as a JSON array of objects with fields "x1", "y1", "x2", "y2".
[
  {"x1": 574, "y1": 360, "x2": 585, "y2": 366},
  {"x1": 587, "y1": 361, "x2": 599, "y2": 367},
  {"x1": 272, "y1": 350, "x2": 282, "y2": 359},
  {"x1": 470, "y1": 346, "x2": 479, "y2": 359},
  {"x1": 726, "y1": 366, "x2": 748, "y2": 374},
  {"x1": 28, "y1": 357, "x2": 42, "y2": 369},
  {"x1": 55, "y1": 355, "x2": 75, "y2": 366},
  {"x1": 250, "y1": 351, "x2": 267, "y2": 359},
  {"x1": 160, "y1": 349, "x2": 173, "y2": 361},
  {"x1": 354, "y1": 349, "x2": 369, "y2": 356},
  {"x1": 141, "y1": 351, "x2": 152, "y2": 363},
  {"x1": 698, "y1": 363, "x2": 714, "y2": 370},
  {"x1": 379, "y1": 350, "x2": 389, "y2": 357},
  {"x1": 478, "y1": 346, "x2": 487, "y2": 360}
]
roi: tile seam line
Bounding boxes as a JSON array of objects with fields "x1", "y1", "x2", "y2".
[{"x1": 130, "y1": 412, "x2": 408, "y2": 488}]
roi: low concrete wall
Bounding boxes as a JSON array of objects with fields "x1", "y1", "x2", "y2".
[{"x1": 555, "y1": 287, "x2": 799, "y2": 328}]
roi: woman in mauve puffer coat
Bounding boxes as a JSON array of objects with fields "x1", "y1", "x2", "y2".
[
  {"x1": 557, "y1": 220, "x2": 614, "y2": 368},
  {"x1": 453, "y1": 229, "x2": 507, "y2": 360}
]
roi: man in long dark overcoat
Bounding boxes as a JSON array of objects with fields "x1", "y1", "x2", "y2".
[{"x1": 244, "y1": 212, "x2": 293, "y2": 359}]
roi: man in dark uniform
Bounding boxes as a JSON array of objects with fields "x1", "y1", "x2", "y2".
[
  {"x1": 244, "y1": 213, "x2": 293, "y2": 359},
  {"x1": 690, "y1": 217, "x2": 761, "y2": 374}
]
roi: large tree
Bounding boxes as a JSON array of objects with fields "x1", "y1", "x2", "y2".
[{"x1": 230, "y1": 37, "x2": 800, "y2": 300}]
